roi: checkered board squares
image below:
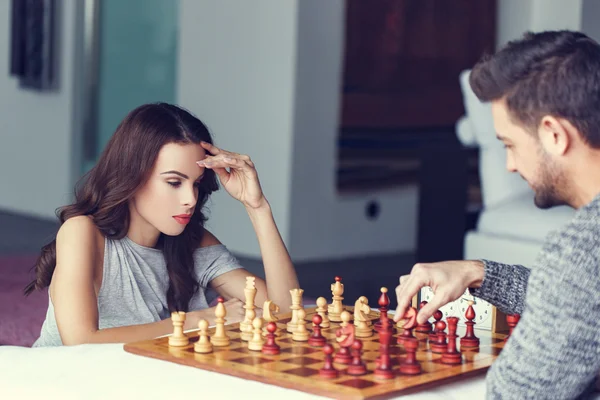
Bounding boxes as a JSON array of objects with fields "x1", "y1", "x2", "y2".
[{"x1": 124, "y1": 306, "x2": 507, "y2": 400}]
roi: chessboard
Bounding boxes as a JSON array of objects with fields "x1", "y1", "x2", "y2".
[{"x1": 124, "y1": 306, "x2": 507, "y2": 400}]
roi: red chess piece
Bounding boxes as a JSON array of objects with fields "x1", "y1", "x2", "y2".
[
  {"x1": 428, "y1": 310, "x2": 444, "y2": 342},
  {"x1": 334, "y1": 345, "x2": 351, "y2": 364},
  {"x1": 460, "y1": 302, "x2": 480, "y2": 348},
  {"x1": 430, "y1": 320, "x2": 447, "y2": 354},
  {"x1": 319, "y1": 344, "x2": 339, "y2": 378},
  {"x1": 505, "y1": 314, "x2": 521, "y2": 342},
  {"x1": 308, "y1": 314, "x2": 327, "y2": 347},
  {"x1": 374, "y1": 325, "x2": 395, "y2": 379},
  {"x1": 399, "y1": 337, "x2": 422, "y2": 375},
  {"x1": 346, "y1": 339, "x2": 368, "y2": 376},
  {"x1": 397, "y1": 306, "x2": 417, "y2": 344},
  {"x1": 333, "y1": 324, "x2": 353, "y2": 364},
  {"x1": 415, "y1": 301, "x2": 433, "y2": 333},
  {"x1": 375, "y1": 287, "x2": 394, "y2": 333},
  {"x1": 261, "y1": 322, "x2": 281, "y2": 355},
  {"x1": 441, "y1": 317, "x2": 462, "y2": 365}
]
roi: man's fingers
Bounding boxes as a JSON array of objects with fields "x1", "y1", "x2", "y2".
[
  {"x1": 393, "y1": 275, "x2": 411, "y2": 321},
  {"x1": 416, "y1": 294, "x2": 447, "y2": 325},
  {"x1": 393, "y1": 275, "x2": 425, "y2": 322},
  {"x1": 393, "y1": 286, "x2": 406, "y2": 322}
]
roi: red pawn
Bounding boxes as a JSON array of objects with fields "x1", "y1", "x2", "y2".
[
  {"x1": 261, "y1": 322, "x2": 281, "y2": 355},
  {"x1": 430, "y1": 320, "x2": 447, "y2": 354},
  {"x1": 347, "y1": 339, "x2": 368, "y2": 376},
  {"x1": 308, "y1": 314, "x2": 327, "y2": 347},
  {"x1": 428, "y1": 310, "x2": 443, "y2": 342},
  {"x1": 505, "y1": 314, "x2": 520, "y2": 342},
  {"x1": 319, "y1": 344, "x2": 339, "y2": 379},
  {"x1": 460, "y1": 302, "x2": 480, "y2": 348},
  {"x1": 415, "y1": 301, "x2": 433, "y2": 333},
  {"x1": 397, "y1": 306, "x2": 417, "y2": 344}
]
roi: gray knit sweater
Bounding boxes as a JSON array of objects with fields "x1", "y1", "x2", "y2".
[{"x1": 470, "y1": 194, "x2": 600, "y2": 399}]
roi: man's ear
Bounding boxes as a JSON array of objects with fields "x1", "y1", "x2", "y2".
[{"x1": 538, "y1": 115, "x2": 571, "y2": 156}]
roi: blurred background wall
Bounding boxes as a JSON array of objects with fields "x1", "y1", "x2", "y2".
[
  {"x1": 0, "y1": 0, "x2": 591, "y2": 251},
  {"x1": 1, "y1": 0, "x2": 593, "y2": 253},
  {"x1": 2, "y1": 0, "x2": 599, "y2": 346}
]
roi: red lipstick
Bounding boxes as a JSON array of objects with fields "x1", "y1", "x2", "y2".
[{"x1": 173, "y1": 214, "x2": 191, "y2": 225}]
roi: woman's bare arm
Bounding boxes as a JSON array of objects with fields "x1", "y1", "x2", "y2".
[{"x1": 50, "y1": 216, "x2": 203, "y2": 345}]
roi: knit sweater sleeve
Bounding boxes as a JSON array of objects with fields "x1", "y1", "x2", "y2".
[
  {"x1": 468, "y1": 259, "x2": 530, "y2": 315},
  {"x1": 484, "y1": 236, "x2": 600, "y2": 399}
]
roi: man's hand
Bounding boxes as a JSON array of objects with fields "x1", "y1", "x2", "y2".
[{"x1": 394, "y1": 260, "x2": 485, "y2": 325}]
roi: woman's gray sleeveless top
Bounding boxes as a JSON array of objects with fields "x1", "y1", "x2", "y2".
[{"x1": 33, "y1": 236, "x2": 243, "y2": 347}]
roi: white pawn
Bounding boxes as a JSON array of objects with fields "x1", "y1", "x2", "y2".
[
  {"x1": 248, "y1": 317, "x2": 265, "y2": 351},
  {"x1": 340, "y1": 310, "x2": 351, "y2": 328},
  {"x1": 194, "y1": 319, "x2": 213, "y2": 354},
  {"x1": 168, "y1": 311, "x2": 189, "y2": 347},
  {"x1": 316, "y1": 297, "x2": 330, "y2": 328},
  {"x1": 292, "y1": 308, "x2": 310, "y2": 341}
]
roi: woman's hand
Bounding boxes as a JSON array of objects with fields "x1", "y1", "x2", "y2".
[{"x1": 196, "y1": 142, "x2": 267, "y2": 209}]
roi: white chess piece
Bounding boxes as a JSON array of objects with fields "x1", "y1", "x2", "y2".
[
  {"x1": 168, "y1": 311, "x2": 189, "y2": 347},
  {"x1": 194, "y1": 319, "x2": 213, "y2": 353},
  {"x1": 248, "y1": 317, "x2": 265, "y2": 351},
  {"x1": 210, "y1": 298, "x2": 230, "y2": 347}
]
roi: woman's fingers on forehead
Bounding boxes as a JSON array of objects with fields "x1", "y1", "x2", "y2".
[
  {"x1": 204, "y1": 153, "x2": 233, "y2": 162},
  {"x1": 201, "y1": 142, "x2": 244, "y2": 159},
  {"x1": 201, "y1": 141, "x2": 221, "y2": 154}
]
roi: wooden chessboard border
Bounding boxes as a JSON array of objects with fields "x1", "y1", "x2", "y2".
[{"x1": 124, "y1": 306, "x2": 506, "y2": 400}]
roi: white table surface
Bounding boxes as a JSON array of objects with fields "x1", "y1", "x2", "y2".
[{"x1": 0, "y1": 343, "x2": 490, "y2": 400}]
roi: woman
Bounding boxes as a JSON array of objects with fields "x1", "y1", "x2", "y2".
[{"x1": 27, "y1": 103, "x2": 299, "y2": 346}]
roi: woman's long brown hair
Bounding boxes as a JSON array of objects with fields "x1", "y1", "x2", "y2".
[{"x1": 24, "y1": 103, "x2": 219, "y2": 312}]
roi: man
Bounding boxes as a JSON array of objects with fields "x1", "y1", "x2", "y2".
[{"x1": 395, "y1": 30, "x2": 600, "y2": 399}]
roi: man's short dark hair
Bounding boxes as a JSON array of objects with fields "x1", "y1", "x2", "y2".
[{"x1": 470, "y1": 30, "x2": 600, "y2": 147}]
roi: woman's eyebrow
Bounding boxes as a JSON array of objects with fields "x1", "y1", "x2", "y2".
[
  {"x1": 160, "y1": 170, "x2": 189, "y2": 179},
  {"x1": 160, "y1": 170, "x2": 204, "y2": 181}
]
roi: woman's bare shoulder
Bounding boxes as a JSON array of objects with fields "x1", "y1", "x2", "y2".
[
  {"x1": 58, "y1": 215, "x2": 101, "y2": 238},
  {"x1": 57, "y1": 215, "x2": 105, "y2": 257}
]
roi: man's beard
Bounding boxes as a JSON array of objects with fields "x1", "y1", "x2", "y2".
[
  {"x1": 532, "y1": 158, "x2": 568, "y2": 209},
  {"x1": 533, "y1": 184, "x2": 564, "y2": 209}
]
